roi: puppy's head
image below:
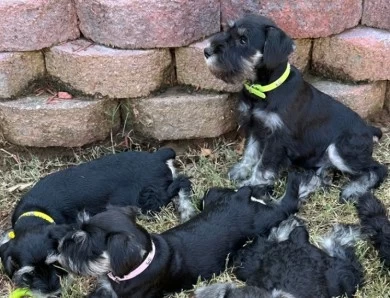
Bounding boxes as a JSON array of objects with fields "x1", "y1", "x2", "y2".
[
  {"x1": 204, "y1": 14, "x2": 294, "y2": 83},
  {"x1": 56, "y1": 206, "x2": 152, "y2": 278},
  {"x1": 0, "y1": 225, "x2": 71, "y2": 295}
]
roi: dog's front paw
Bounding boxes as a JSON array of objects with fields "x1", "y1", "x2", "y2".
[
  {"x1": 228, "y1": 163, "x2": 252, "y2": 182},
  {"x1": 339, "y1": 189, "x2": 360, "y2": 204},
  {"x1": 239, "y1": 178, "x2": 255, "y2": 187},
  {"x1": 87, "y1": 288, "x2": 114, "y2": 298}
]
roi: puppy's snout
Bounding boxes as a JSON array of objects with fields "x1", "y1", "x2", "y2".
[{"x1": 204, "y1": 47, "x2": 213, "y2": 59}]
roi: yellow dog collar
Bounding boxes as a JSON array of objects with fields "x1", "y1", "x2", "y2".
[
  {"x1": 244, "y1": 63, "x2": 291, "y2": 99},
  {"x1": 8, "y1": 211, "x2": 55, "y2": 239}
]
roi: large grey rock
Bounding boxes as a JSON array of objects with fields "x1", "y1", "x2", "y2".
[
  {"x1": 0, "y1": 95, "x2": 120, "y2": 147},
  {"x1": 123, "y1": 88, "x2": 238, "y2": 140},
  {"x1": 0, "y1": 0, "x2": 79, "y2": 51}
]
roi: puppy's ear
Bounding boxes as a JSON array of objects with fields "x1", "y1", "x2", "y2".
[
  {"x1": 106, "y1": 205, "x2": 140, "y2": 222},
  {"x1": 3, "y1": 256, "x2": 18, "y2": 275},
  {"x1": 107, "y1": 233, "x2": 145, "y2": 277},
  {"x1": 263, "y1": 26, "x2": 295, "y2": 69}
]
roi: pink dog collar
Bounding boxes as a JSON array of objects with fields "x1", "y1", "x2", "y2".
[{"x1": 107, "y1": 241, "x2": 156, "y2": 283}]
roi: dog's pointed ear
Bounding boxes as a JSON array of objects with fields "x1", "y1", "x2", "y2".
[
  {"x1": 107, "y1": 233, "x2": 145, "y2": 277},
  {"x1": 263, "y1": 26, "x2": 295, "y2": 69},
  {"x1": 106, "y1": 205, "x2": 140, "y2": 222}
]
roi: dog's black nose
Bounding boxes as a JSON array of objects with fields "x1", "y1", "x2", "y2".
[{"x1": 204, "y1": 47, "x2": 213, "y2": 59}]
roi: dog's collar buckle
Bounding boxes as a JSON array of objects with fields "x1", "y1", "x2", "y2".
[
  {"x1": 107, "y1": 241, "x2": 156, "y2": 283},
  {"x1": 244, "y1": 63, "x2": 291, "y2": 100}
]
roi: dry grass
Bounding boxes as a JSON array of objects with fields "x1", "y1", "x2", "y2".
[{"x1": 0, "y1": 133, "x2": 389, "y2": 298}]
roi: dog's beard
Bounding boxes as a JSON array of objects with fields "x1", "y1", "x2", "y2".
[
  {"x1": 205, "y1": 51, "x2": 262, "y2": 84},
  {"x1": 56, "y1": 252, "x2": 111, "y2": 277}
]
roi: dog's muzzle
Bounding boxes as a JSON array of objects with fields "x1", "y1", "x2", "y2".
[{"x1": 204, "y1": 47, "x2": 213, "y2": 59}]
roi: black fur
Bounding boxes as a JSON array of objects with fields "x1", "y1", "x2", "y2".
[
  {"x1": 0, "y1": 148, "x2": 192, "y2": 296},
  {"x1": 193, "y1": 282, "x2": 292, "y2": 298},
  {"x1": 204, "y1": 14, "x2": 387, "y2": 202},
  {"x1": 57, "y1": 172, "x2": 310, "y2": 298},
  {"x1": 231, "y1": 217, "x2": 364, "y2": 298},
  {"x1": 356, "y1": 192, "x2": 390, "y2": 267}
]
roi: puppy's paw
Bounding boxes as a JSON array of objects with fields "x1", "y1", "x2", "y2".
[
  {"x1": 298, "y1": 171, "x2": 322, "y2": 200},
  {"x1": 175, "y1": 188, "x2": 197, "y2": 223},
  {"x1": 339, "y1": 186, "x2": 361, "y2": 204},
  {"x1": 228, "y1": 163, "x2": 252, "y2": 181},
  {"x1": 239, "y1": 173, "x2": 274, "y2": 188},
  {"x1": 239, "y1": 178, "x2": 254, "y2": 187}
]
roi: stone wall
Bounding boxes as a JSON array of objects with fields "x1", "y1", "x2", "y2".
[{"x1": 0, "y1": 0, "x2": 389, "y2": 147}]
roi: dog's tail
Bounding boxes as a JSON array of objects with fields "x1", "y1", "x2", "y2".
[
  {"x1": 357, "y1": 192, "x2": 388, "y2": 235},
  {"x1": 155, "y1": 147, "x2": 176, "y2": 161},
  {"x1": 318, "y1": 224, "x2": 360, "y2": 259},
  {"x1": 369, "y1": 125, "x2": 382, "y2": 142},
  {"x1": 356, "y1": 192, "x2": 390, "y2": 266}
]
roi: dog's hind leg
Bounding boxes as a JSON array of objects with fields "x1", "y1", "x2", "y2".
[
  {"x1": 318, "y1": 224, "x2": 361, "y2": 258},
  {"x1": 239, "y1": 137, "x2": 288, "y2": 187},
  {"x1": 229, "y1": 135, "x2": 262, "y2": 182},
  {"x1": 319, "y1": 225, "x2": 364, "y2": 297},
  {"x1": 169, "y1": 175, "x2": 196, "y2": 223},
  {"x1": 327, "y1": 137, "x2": 388, "y2": 203},
  {"x1": 339, "y1": 161, "x2": 387, "y2": 203}
]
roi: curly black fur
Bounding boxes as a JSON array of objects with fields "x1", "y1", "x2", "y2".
[
  {"x1": 231, "y1": 217, "x2": 363, "y2": 298},
  {"x1": 356, "y1": 192, "x2": 390, "y2": 267}
]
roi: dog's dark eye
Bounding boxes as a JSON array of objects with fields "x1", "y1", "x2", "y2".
[
  {"x1": 214, "y1": 44, "x2": 223, "y2": 54},
  {"x1": 239, "y1": 36, "x2": 247, "y2": 45}
]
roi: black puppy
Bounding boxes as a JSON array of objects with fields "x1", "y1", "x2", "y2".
[
  {"x1": 356, "y1": 192, "x2": 390, "y2": 267},
  {"x1": 55, "y1": 172, "x2": 318, "y2": 298},
  {"x1": 195, "y1": 217, "x2": 363, "y2": 298},
  {"x1": 0, "y1": 148, "x2": 194, "y2": 297},
  {"x1": 204, "y1": 14, "x2": 387, "y2": 202}
]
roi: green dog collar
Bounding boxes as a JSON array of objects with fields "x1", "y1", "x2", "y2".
[{"x1": 244, "y1": 63, "x2": 291, "y2": 99}]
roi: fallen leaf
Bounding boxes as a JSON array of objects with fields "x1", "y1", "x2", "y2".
[
  {"x1": 200, "y1": 148, "x2": 212, "y2": 157},
  {"x1": 7, "y1": 182, "x2": 34, "y2": 193},
  {"x1": 57, "y1": 92, "x2": 73, "y2": 99},
  {"x1": 235, "y1": 138, "x2": 246, "y2": 155}
]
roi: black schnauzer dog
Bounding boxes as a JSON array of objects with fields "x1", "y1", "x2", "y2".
[
  {"x1": 196, "y1": 217, "x2": 363, "y2": 298},
  {"x1": 0, "y1": 148, "x2": 194, "y2": 297},
  {"x1": 55, "y1": 172, "x2": 318, "y2": 298},
  {"x1": 356, "y1": 192, "x2": 390, "y2": 267},
  {"x1": 204, "y1": 14, "x2": 387, "y2": 202}
]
